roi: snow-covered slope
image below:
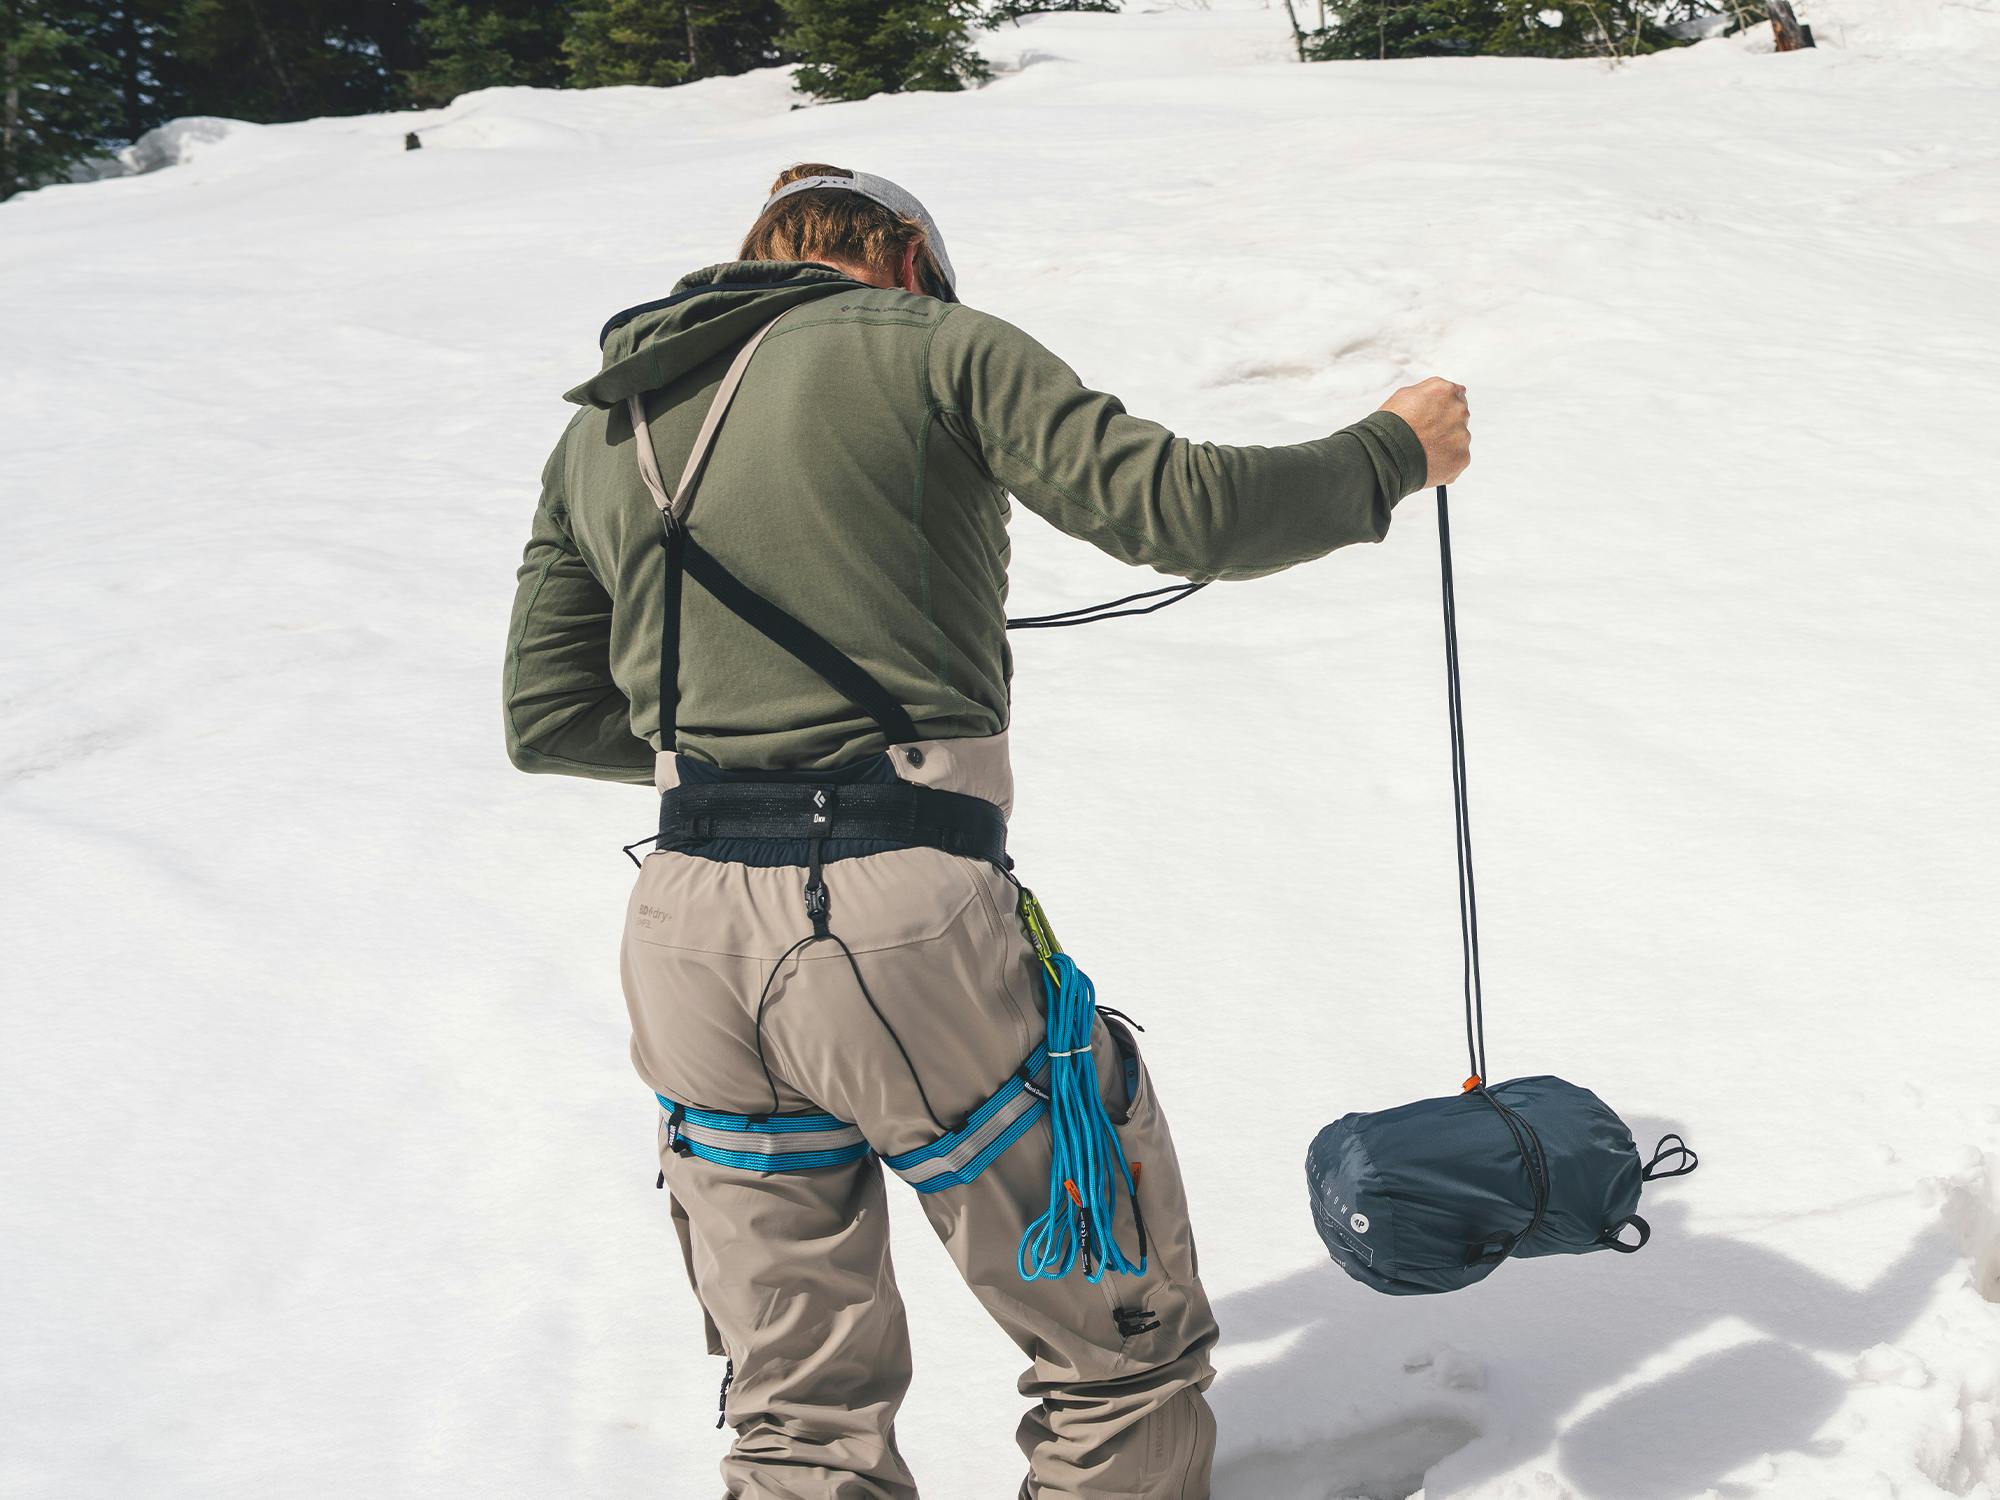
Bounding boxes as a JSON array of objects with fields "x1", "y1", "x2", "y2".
[{"x1": 5, "y1": 3, "x2": 1998, "y2": 1496}]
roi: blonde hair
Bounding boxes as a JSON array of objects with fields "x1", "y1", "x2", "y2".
[{"x1": 739, "y1": 162, "x2": 947, "y2": 289}]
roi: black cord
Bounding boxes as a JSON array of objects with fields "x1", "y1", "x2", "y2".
[
  {"x1": 1477, "y1": 1087, "x2": 1550, "y2": 1247},
  {"x1": 1438, "y1": 485, "x2": 1488, "y2": 1086},
  {"x1": 750, "y1": 923, "x2": 950, "y2": 1135},
  {"x1": 827, "y1": 930, "x2": 950, "y2": 1133},
  {"x1": 1438, "y1": 488, "x2": 1565, "y2": 1261},
  {"x1": 1006, "y1": 580, "x2": 1208, "y2": 630},
  {"x1": 751, "y1": 933, "x2": 817, "y2": 1117}
]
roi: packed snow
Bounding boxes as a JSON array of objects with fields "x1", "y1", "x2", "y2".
[{"x1": 4, "y1": 2, "x2": 1997, "y2": 1496}]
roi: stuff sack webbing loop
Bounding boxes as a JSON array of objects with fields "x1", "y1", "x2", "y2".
[
  {"x1": 1601, "y1": 1214, "x2": 1653, "y2": 1253},
  {"x1": 1642, "y1": 1134, "x2": 1699, "y2": 1180}
]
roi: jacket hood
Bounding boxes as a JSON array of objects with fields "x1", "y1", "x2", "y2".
[{"x1": 564, "y1": 261, "x2": 860, "y2": 409}]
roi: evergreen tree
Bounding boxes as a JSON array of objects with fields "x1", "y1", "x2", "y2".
[
  {"x1": 349, "y1": 0, "x2": 427, "y2": 85},
  {"x1": 82, "y1": 0, "x2": 180, "y2": 142},
  {"x1": 407, "y1": 1, "x2": 567, "y2": 104},
  {"x1": 563, "y1": 0, "x2": 783, "y2": 89},
  {"x1": 986, "y1": 0, "x2": 1118, "y2": 22},
  {"x1": 2, "y1": 2, "x2": 120, "y2": 199},
  {"x1": 1306, "y1": 0, "x2": 1512, "y2": 60},
  {"x1": 782, "y1": 0, "x2": 988, "y2": 104},
  {"x1": 163, "y1": 0, "x2": 415, "y2": 123},
  {"x1": 1305, "y1": 0, "x2": 1696, "y2": 60}
]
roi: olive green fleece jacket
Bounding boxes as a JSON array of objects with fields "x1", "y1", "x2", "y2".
[{"x1": 504, "y1": 261, "x2": 1429, "y2": 779}]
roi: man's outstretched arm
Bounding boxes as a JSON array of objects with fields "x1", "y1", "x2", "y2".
[
  {"x1": 927, "y1": 305, "x2": 1467, "y2": 581},
  {"x1": 503, "y1": 431, "x2": 655, "y2": 784}
]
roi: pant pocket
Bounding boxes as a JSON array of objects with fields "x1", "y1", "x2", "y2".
[
  {"x1": 664, "y1": 1170, "x2": 726, "y2": 1357},
  {"x1": 1146, "y1": 1384, "x2": 1217, "y2": 1500},
  {"x1": 1096, "y1": 1010, "x2": 1203, "y2": 1290}
]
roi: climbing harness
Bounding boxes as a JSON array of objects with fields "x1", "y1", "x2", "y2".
[
  {"x1": 630, "y1": 312, "x2": 1148, "y2": 1284},
  {"x1": 1304, "y1": 487, "x2": 1697, "y2": 1296}
]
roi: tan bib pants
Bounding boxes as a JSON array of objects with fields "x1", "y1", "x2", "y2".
[{"x1": 621, "y1": 734, "x2": 1219, "y2": 1498}]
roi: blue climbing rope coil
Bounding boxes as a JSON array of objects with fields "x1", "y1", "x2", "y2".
[{"x1": 1017, "y1": 951, "x2": 1147, "y2": 1284}]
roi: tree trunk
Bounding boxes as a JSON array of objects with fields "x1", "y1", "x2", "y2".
[
  {"x1": 1767, "y1": 0, "x2": 1815, "y2": 50},
  {"x1": 247, "y1": 0, "x2": 299, "y2": 114},
  {"x1": 3, "y1": 41, "x2": 19, "y2": 198},
  {"x1": 118, "y1": 4, "x2": 137, "y2": 142},
  {"x1": 684, "y1": 2, "x2": 700, "y2": 78},
  {"x1": 1281, "y1": 0, "x2": 1307, "y2": 61}
]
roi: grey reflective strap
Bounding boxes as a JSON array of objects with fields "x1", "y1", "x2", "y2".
[
  {"x1": 627, "y1": 310, "x2": 791, "y2": 525},
  {"x1": 659, "y1": 1094, "x2": 870, "y2": 1174},
  {"x1": 676, "y1": 1118, "x2": 867, "y2": 1161},
  {"x1": 884, "y1": 1043, "x2": 1051, "y2": 1195}
]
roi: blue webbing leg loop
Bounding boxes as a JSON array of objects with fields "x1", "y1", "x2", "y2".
[{"x1": 1018, "y1": 952, "x2": 1147, "y2": 1284}]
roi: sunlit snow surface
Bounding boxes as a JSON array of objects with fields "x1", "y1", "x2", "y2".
[{"x1": 4, "y1": 2, "x2": 1997, "y2": 1496}]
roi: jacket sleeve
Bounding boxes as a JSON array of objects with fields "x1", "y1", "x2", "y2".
[
  {"x1": 502, "y1": 425, "x2": 655, "y2": 785},
  {"x1": 926, "y1": 305, "x2": 1430, "y2": 581}
]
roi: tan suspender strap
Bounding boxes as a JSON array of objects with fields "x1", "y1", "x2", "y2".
[
  {"x1": 635, "y1": 302, "x2": 927, "y2": 754},
  {"x1": 628, "y1": 310, "x2": 791, "y2": 525}
]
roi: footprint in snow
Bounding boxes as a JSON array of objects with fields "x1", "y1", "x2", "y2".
[
  {"x1": 1929, "y1": 1148, "x2": 2000, "y2": 1304},
  {"x1": 1212, "y1": 1411, "x2": 1480, "y2": 1500}
]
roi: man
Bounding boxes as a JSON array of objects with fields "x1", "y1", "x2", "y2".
[{"x1": 505, "y1": 163, "x2": 1471, "y2": 1500}]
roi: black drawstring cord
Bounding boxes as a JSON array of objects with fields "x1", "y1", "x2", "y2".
[
  {"x1": 750, "y1": 934, "x2": 818, "y2": 1119},
  {"x1": 1438, "y1": 484, "x2": 1489, "y2": 1090},
  {"x1": 1006, "y1": 580, "x2": 1208, "y2": 630},
  {"x1": 1439, "y1": 483, "x2": 1558, "y2": 1258},
  {"x1": 749, "y1": 906, "x2": 950, "y2": 1136},
  {"x1": 827, "y1": 929, "x2": 950, "y2": 1133}
]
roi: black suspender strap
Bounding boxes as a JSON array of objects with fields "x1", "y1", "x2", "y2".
[
  {"x1": 630, "y1": 311, "x2": 919, "y2": 752},
  {"x1": 678, "y1": 536, "x2": 920, "y2": 744},
  {"x1": 658, "y1": 517, "x2": 687, "y2": 744}
]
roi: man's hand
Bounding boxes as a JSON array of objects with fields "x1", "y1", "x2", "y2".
[{"x1": 1379, "y1": 377, "x2": 1471, "y2": 487}]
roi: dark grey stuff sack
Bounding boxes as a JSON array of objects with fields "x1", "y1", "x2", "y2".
[{"x1": 1305, "y1": 1075, "x2": 1695, "y2": 1297}]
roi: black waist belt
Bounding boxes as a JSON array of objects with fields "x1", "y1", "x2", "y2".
[{"x1": 659, "y1": 781, "x2": 1008, "y2": 867}]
